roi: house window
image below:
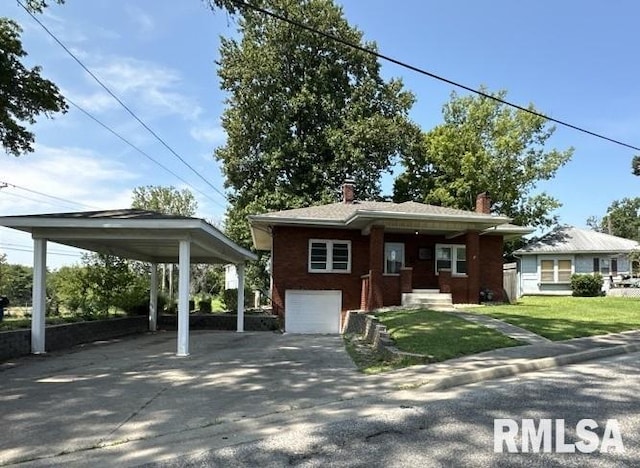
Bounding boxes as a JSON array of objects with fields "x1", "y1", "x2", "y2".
[
  {"x1": 558, "y1": 260, "x2": 572, "y2": 282},
  {"x1": 593, "y1": 257, "x2": 618, "y2": 276},
  {"x1": 540, "y1": 260, "x2": 554, "y2": 282},
  {"x1": 384, "y1": 243, "x2": 404, "y2": 274},
  {"x1": 435, "y1": 244, "x2": 466, "y2": 276},
  {"x1": 308, "y1": 239, "x2": 351, "y2": 273},
  {"x1": 540, "y1": 258, "x2": 572, "y2": 283}
]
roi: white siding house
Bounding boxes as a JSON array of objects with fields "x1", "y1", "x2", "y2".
[{"x1": 515, "y1": 226, "x2": 639, "y2": 296}]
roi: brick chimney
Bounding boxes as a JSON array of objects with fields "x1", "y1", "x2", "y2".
[
  {"x1": 342, "y1": 179, "x2": 355, "y2": 204},
  {"x1": 476, "y1": 192, "x2": 491, "y2": 214}
]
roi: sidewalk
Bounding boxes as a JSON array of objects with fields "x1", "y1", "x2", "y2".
[{"x1": 372, "y1": 329, "x2": 640, "y2": 391}]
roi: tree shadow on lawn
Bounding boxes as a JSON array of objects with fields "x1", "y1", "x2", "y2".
[
  {"x1": 485, "y1": 313, "x2": 640, "y2": 341},
  {"x1": 379, "y1": 311, "x2": 521, "y2": 361}
]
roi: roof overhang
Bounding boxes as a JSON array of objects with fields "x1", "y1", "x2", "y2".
[
  {"x1": 515, "y1": 250, "x2": 638, "y2": 256},
  {"x1": 0, "y1": 213, "x2": 257, "y2": 264},
  {"x1": 249, "y1": 209, "x2": 526, "y2": 251}
]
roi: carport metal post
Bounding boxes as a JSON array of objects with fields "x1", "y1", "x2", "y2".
[
  {"x1": 177, "y1": 239, "x2": 191, "y2": 356},
  {"x1": 31, "y1": 237, "x2": 47, "y2": 354},
  {"x1": 236, "y1": 263, "x2": 245, "y2": 332},
  {"x1": 149, "y1": 263, "x2": 158, "y2": 332}
]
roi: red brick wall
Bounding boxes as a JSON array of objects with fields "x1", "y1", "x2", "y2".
[
  {"x1": 271, "y1": 226, "x2": 370, "y2": 317},
  {"x1": 382, "y1": 275, "x2": 401, "y2": 306},
  {"x1": 479, "y1": 235, "x2": 505, "y2": 302},
  {"x1": 270, "y1": 227, "x2": 506, "y2": 318}
]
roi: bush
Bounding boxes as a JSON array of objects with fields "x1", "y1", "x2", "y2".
[
  {"x1": 570, "y1": 274, "x2": 603, "y2": 297},
  {"x1": 219, "y1": 288, "x2": 253, "y2": 312}
]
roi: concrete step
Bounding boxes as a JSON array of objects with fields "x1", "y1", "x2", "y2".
[
  {"x1": 410, "y1": 289, "x2": 440, "y2": 294},
  {"x1": 401, "y1": 291, "x2": 454, "y2": 309}
]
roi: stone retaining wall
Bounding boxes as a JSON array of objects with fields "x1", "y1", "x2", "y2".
[
  {"x1": 158, "y1": 314, "x2": 279, "y2": 332},
  {"x1": 0, "y1": 316, "x2": 148, "y2": 362},
  {"x1": 343, "y1": 308, "x2": 425, "y2": 360}
]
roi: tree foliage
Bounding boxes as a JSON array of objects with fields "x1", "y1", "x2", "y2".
[
  {"x1": 394, "y1": 89, "x2": 574, "y2": 229},
  {"x1": 50, "y1": 254, "x2": 149, "y2": 316},
  {"x1": 1, "y1": 1, "x2": 67, "y2": 157},
  {"x1": 632, "y1": 155, "x2": 640, "y2": 176},
  {"x1": 131, "y1": 185, "x2": 197, "y2": 216},
  {"x1": 0, "y1": 261, "x2": 33, "y2": 305},
  {"x1": 587, "y1": 197, "x2": 640, "y2": 241},
  {"x1": 214, "y1": 0, "x2": 419, "y2": 286}
]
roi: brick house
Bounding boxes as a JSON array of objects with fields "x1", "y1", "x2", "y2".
[{"x1": 248, "y1": 182, "x2": 532, "y2": 333}]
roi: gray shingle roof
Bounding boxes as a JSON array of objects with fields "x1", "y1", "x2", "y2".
[
  {"x1": 515, "y1": 226, "x2": 640, "y2": 254},
  {"x1": 3, "y1": 209, "x2": 194, "y2": 220},
  {"x1": 254, "y1": 201, "x2": 499, "y2": 221}
]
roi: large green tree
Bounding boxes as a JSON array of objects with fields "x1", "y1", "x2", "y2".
[
  {"x1": 587, "y1": 197, "x2": 640, "y2": 241},
  {"x1": 213, "y1": 0, "x2": 418, "y2": 268},
  {"x1": 131, "y1": 185, "x2": 197, "y2": 216},
  {"x1": 1, "y1": 1, "x2": 67, "y2": 156},
  {"x1": 394, "y1": 89, "x2": 574, "y2": 229}
]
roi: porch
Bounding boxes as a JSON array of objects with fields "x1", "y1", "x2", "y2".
[{"x1": 359, "y1": 225, "x2": 488, "y2": 311}]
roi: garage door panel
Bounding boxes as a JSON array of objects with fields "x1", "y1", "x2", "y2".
[{"x1": 285, "y1": 290, "x2": 341, "y2": 334}]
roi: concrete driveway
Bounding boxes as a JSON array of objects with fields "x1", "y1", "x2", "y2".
[{"x1": 0, "y1": 330, "x2": 362, "y2": 466}]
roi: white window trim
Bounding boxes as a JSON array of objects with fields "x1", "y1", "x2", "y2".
[
  {"x1": 384, "y1": 242, "x2": 405, "y2": 275},
  {"x1": 308, "y1": 239, "x2": 352, "y2": 274},
  {"x1": 539, "y1": 257, "x2": 574, "y2": 284},
  {"x1": 435, "y1": 244, "x2": 467, "y2": 277}
]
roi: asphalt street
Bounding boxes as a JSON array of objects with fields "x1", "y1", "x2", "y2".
[{"x1": 147, "y1": 351, "x2": 640, "y2": 468}]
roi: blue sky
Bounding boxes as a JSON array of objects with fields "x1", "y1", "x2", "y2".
[{"x1": 1, "y1": 0, "x2": 638, "y2": 267}]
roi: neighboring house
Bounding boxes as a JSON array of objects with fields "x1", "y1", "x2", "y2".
[
  {"x1": 224, "y1": 264, "x2": 238, "y2": 290},
  {"x1": 248, "y1": 182, "x2": 532, "y2": 333},
  {"x1": 514, "y1": 226, "x2": 640, "y2": 296}
]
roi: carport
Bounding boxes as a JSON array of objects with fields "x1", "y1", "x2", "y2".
[{"x1": 0, "y1": 209, "x2": 257, "y2": 356}]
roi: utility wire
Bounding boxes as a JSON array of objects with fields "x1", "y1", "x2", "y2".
[
  {"x1": 66, "y1": 98, "x2": 227, "y2": 210},
  {"x1": 0, "y1": 187, "x2": 81, "y2": 210},
  {"x1": 229, "y1": 0, "x2": 640, "y2": 153},
  {"x1": 0, "y1": 245, "x2": 81, "y2": 257},
  {"x1": 0, "y1": 180, "x2": 98, "y2": 210},
  {"x1": 18, "y1": 1, "x2": 230, "y2": 202},
  {"x1": 0, "y1": 242, "x2": 83, "y2": 256}
]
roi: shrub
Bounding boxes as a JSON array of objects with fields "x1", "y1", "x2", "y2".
[
  {"x1": 570, "y1": 274, "x2": 603, "y2": 297},
  {"x1": 219, "y1": 287, "x2": 253, "y2": 312}
]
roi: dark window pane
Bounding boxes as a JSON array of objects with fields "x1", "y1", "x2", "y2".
[{"x1": 593, "y1": 258, "x2": 599, "y2": 273}]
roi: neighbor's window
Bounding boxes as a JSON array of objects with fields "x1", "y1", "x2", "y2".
[
  {"x1": 540, "y1": 259, "x2": 572, "y2": 283},
  {"x1": 540, "y1": 260, "x2": 554, "y2": 282},
  {"x1": 308, "y1": 239, "x2": 351, "y2": 273},
  {"x1": 594, "y1": 257, "x2": 618, "y2": 276},
  {"x1": 384, "y1": 243, "x2": 405, "y2": 274},
  {"x1": 435, "y1": 244, "x2": 466, "y2": 276},
  {"x1": 557, "y1": 259, "x2": 572, "y2": 282}
]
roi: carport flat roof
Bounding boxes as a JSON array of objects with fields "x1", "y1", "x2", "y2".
[{"x1": 0, "y1": 209, "x2": 257, "y2": 264}]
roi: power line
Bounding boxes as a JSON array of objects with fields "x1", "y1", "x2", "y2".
[
  {"x1": 66, "y1": 98, "x2": 227, "y2": 210},
  {"x1": 18, "y1": 1, "x2": 230, "y2": 202},
  {"x1": 0, "y1": 187, "x2": 80, "y2": 210},
  {"x1": 0, "y1": 242, "x2": 83, "y2": 257},
  {"x1": 0, "y1": 246, "x2": 82, "y2": 258},
  {"x1": 0, "y1": 180, "x2": 98, "y2": 210},
  {"x1": 228, "y1": 0, "x2": 640, "y2": 153}
]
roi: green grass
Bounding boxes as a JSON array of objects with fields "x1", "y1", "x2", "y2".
[
  {"x1": 475, "y1": 296, "x2": 640, "y2": 341},
  {"x1": 343, "y1": 334, "x2": 430, "y2": 374},
  {"x1": 376, "y1": 309, "x2": 521, "y2": 362}
]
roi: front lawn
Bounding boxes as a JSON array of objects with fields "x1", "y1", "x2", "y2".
[
  {"x1": 376, "y1": 309, "x2": 521, "y2": 362},
  {"x1": 476, "y1": 296, "x2": 640, "y2": 341}
]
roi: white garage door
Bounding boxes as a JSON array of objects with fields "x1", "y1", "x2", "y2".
[{"x1": 285, "y1": 290, "x2": 342, "y2": 334}]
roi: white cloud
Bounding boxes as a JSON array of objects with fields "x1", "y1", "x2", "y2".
[
  {"x1": 0, "y1": 145, "x2": 138, "y2": 216},
  {"x1": 85, "y1": 57, "x2": 203, "y2": 120},
  {"x1": 125, "y1": 5, "x2": 155, "y2": 35},
  {"x1": 190, "y1": 126, "x2": 227, "y2": 145},
  {"x1": 64, "y1": 89, "x2": 118, "y2": 113}
]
